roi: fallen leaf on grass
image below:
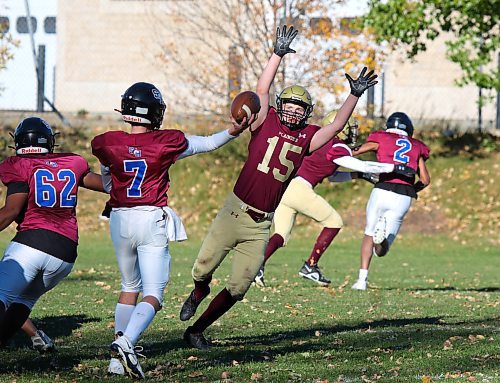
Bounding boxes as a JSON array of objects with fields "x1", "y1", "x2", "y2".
[
  {"x1": 188, "y1": 371, "x2": 203, "y2": 378},
  {"x1": 468, "y1": 334, "x2": 485, "y2": 343},
  {"x1": 443, "y1": 340, "x2": 453, "y2": 350},
  {"x1": 421, "y1": 376, "x2": 432, "y2": 383},
  {"x1": 221, "y1": 371, "x2": 230, "y2": 379},
  {"x1": 251, "y1": 372, "x2": 262, "y2": 380}
]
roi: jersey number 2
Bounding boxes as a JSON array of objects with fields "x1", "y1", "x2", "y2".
[
  {"x1": 34, "y1": 169, "x2": 77, "y2": 208},
  {"x1": 393, "y1": 139, "x2": 412, "y2": 163},
  {"x1": 124, "y1": 159, "x2": 147, "y2": 198}
]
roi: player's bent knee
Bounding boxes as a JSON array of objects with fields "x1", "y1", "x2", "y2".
[
  {"x1": 142, "y1": 294, "x2": 162, "y2": 311},
  {"x1": 12, "y1": 298, "x2": 36, "y2": 310},
  {"x1": 323, "y1": 213, "x2": 343, "y2": 229},
  {"x1": 227, "y1": 284, "x2": 250, "y2": 301},
  {"x1": 229, "y1": 291, "x2": 245, "y2": 301}
]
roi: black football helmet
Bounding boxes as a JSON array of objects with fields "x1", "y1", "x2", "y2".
[
  {"x1": 120, "y1": 82, "x2": 166, "y2": 130},
  {"x1": 386, "y1": 112, "x2": 413, "y2": 137},
  {"x1": 13, "y1": 117, "x2": 55, "y2": 155}
]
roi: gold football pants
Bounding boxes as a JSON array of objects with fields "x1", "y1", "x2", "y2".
[
  {"x1": 273, "y1": 177, "x2": 343, "y2": 244},
  {"x1": 191, "y1": 192, "x2": 272, "y2": 299}
]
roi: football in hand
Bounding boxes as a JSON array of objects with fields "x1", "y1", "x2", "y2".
[{"x1": 231, "y1": 91, "x2": 261, "y2": 123}]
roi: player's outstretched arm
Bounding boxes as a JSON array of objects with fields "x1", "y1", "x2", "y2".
[
  {"x1": 0, "y1": 193, "x2": 27, "y2": 231},
  {"x1": 352, "y1": 142, "x2": 378, "y2": 156},
  {"x1": 310, "y1": 67, "x2": 378, "y2": 152},
  {"x1": 253, "y1": 25, "x2": 299, "y2": 129},
  {"x1": 82, "y1": 172, "x2": 106, "y2": 193},
  {"x1": 327, "y1": 152, "x2": 416, "y2": 177},
  {"x1": 177, "y1": 113, "x2": 258, "y2": 160},
  {"x1": 328, "y1": 171, "x2": 379, "y2": 184}
]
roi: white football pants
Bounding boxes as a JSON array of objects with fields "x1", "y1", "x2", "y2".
[
  {"x1": 364, "y1": 188, "x2": 412, "y2": 247},
  {"x1": 110, "y1": 206, "x2": 171, "y2": 305},
  {"x1": 0, "y1": 242, "x2": 73, "y2": 309}
]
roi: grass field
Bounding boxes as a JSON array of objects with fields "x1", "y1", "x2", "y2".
[{"x1": 0, "y1": 230, "x2": 498, "y2": 383}]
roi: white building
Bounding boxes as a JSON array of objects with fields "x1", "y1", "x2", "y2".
[
  {"x1": 0, "y1": 0, "x2": 57, "y2": 110},
  {"x1": 0, "y1": 0, "x2": 496, "y2": 129}
]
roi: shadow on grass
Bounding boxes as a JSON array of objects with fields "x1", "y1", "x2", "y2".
[
  {"x1": 0, "y1": 315, "x2": 103, "y2": 374},
  {"x1": 5, "y1": 314, "x2": 99, "y2": 350},
  {"x1": 1, "y1": 315, "x2": 498, "y2": 379},
  {"x1": 168, "y1": 316, "x2": 500, "y2": 375},
  {"x1": 379, "y1": 286, "x2": 500, "y2": 292}
]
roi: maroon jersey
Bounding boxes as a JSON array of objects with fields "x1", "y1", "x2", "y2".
[
  {"x1": 233, "y1": 107, "x2": 321, "y2": 212},
  {"x1": 0, "y1": 154, "x2": 90, "y2": 243},
  {"x1": 91, "y1": 129, "x2": 188, "y2": 208},
  {"x1": 367, "y1": 130, "x2": 430, "y2": 185},
  {"x1": 296, "y1": 138, "x2": 351, "y2": 187}
]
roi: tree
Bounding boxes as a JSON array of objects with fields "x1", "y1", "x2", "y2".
[
  {"x1": 0, "y1": 16, "x2": 18, "y2": 83},
  {"x1": 151, "y1": 0, "x2": 382, "y2": 117},
  {"x1": 364, "y1": 0, "x2": 499, "y2": 92}
]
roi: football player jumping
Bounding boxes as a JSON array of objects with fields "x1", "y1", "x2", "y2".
[
  {"x1": 179, "y1": 25, "x2": 377, "y2": 350},
  {"x1": 0, "y1": 117, "x2": 105, "y2": 348},
  {"x1": 91, "y1": 82, "x2": 253, "y2": 379},
  {"x1": 254, "y1": 111, "x2": 416, "y2": 287},
  {"x1": 351, "y1": 112, "x2": 431, "y2": 290}
]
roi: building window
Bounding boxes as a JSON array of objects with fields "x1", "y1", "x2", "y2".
[
  {"x1": 44, "y1": 17, "x2": 56, "y2": 34},
  {"x1": 17, "y1": 16, "x2": 37, "y2": 34},
  {"x1": 0, "y1": 17, "x2": 9, "y2": 33}
]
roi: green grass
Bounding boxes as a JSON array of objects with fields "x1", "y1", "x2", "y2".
[{"x1": 0, "y1": 231, "x2": 498, "y2": 383}]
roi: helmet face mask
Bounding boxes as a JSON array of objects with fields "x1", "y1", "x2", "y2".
[
  {"x1": 120, "y1": 82, "x2": 166, "y2": 130},
  {"x1": 386, "y1": 112, "x2": 414, "y2": 137},
  {"x1": 13, "y1": 117, "x2": 55, "y2": 155},
  {"x1": 276, "y1": 85, "x2": 313, "y2": 130},
  {"x1": 321, "y1": 110, "x2": 358, "y2": 147}
]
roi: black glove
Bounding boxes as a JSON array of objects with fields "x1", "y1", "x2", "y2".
[
  {"x1": 357, "y1": 172, "x2": 379, "y2": 184},
  {"x1": 274, "y1": 25, "x2": 298, "y2": 57},
  {"x1": 414, "y1": 181, "x2": 426, "y2": 193},
  {"x1": 345, "y1": 67, "x2": 378, "y2": 97},
  {"x1": 101, "y1": 202, "x2": 112, "y2": 218},
  {"x1": 393, "y1": 164, "x2": 416, "y2": 177}
]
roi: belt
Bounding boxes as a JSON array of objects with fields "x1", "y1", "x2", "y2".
[{"x1": 239, "y1": 203, "x2": 272, "y2": 223}]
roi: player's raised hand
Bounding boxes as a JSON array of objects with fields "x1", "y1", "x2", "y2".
[
  {"x1": 393, "y1": 164, "x2": 416, "y2": 177},
  {"x1": 345, "y1": 67, "x2": 378, "y2": 97},
  {"x1": 274, "y1": 25, "x2": 298, "y2": 57},
  {"x1": 229, "y1": 113, "x2": 258, "y2": 135}
]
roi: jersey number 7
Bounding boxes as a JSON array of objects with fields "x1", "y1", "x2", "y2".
[{"x1": 124, "y1": 159, "x2": 147, "y2": 198}]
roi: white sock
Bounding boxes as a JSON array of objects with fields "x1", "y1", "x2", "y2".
[
  {"x1": 124, "y1": 302, "x2": 156, "y2": 345},
  {"x1": 114, "y1": 303, "x2": 136, "y2": 335},
  {"x1": 358, "y1": 269, "x2": 369, "y2": 281}
]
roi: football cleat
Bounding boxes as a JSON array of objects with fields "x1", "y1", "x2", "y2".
[
  {"x1": 180, "y1": 290, "x2": 206, "y2": 322},
  {"x1": 351, "y1": 280, "x2": 367, "y2": 291},
  {"x1": 31, "y1": 330, "x2": 56, "y2": 353},
  {"x1": 253, "y1": 267, "x2": 266, "y2": 288},
  {"x1": 373, "y1": 217, "x2": 387, "y2": 245},
  {"x1": 108, "y1": 357, "x2": 125, "y2": 375},
  {"x1": 110, "y1": 335, "x2": 145, "y2": 379},
  {"x1": 298, "y1": 262, "x2": 331, "y2": 286},
  {"x1": 183, "y1": 327, "x2": 212, "y2": 350}
]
